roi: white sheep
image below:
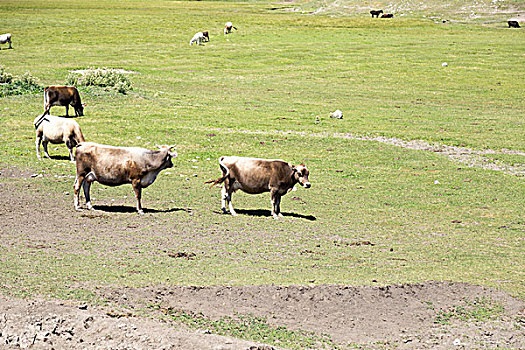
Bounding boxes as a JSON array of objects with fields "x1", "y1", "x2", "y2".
[
  {"x1": 330, "y1": 109, "x2": 343, "y2": 119},
  {"x1": 189, "y1": 31, "x2": 209, "y2": 46},
  {"x1": 33, "y1": 114, "x2": 86, "y2": 161},
  {"x1": 224, "y1": 22, "x2": 237, "y2": 35},
  {"x1": 0, "y1": 33, "x2": 12, "y2": 49}
]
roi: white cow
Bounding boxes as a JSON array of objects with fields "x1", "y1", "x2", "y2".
[{"x1": 33, "y1": 114, "x2": 85, "y2": 161}]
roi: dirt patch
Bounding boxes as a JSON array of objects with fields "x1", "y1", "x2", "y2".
[
  {"x1": 0, "y1": 295, "x2": 274, "y2": 350},
  {"x1": 94, "y1": 282, "x2": 525, "y2": 349}
]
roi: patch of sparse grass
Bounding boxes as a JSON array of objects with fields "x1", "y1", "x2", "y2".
[
  {"x1": 434, "y1": 297, "x2": 505, "y2": 325},
  {"x1": 158, "y1": 307, "x2": 340, "y2": 350}
]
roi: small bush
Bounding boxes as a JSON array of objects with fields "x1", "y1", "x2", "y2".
[
  {"x1": 0, "y1": 66, "x2": 13, "y2": 84},
  {"x1": 67, "y1": 68, "x2": 133, "y2": 94},
  {"x1": 0, "y1": 66, "x2": 43, "y2": 97}
]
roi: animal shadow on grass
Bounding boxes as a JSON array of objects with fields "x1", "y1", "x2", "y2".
[
  {"x1": 93, "y1": 205, "x2": 188, "y2": 214},
  {"x1": 50, "y1": 155, "x2": 72, "y2": 161},
  {"x1": 217, "y1": 208, "x2": 317, "y2": 221}
]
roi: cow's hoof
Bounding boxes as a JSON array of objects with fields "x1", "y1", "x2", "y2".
[
  {"x1": 230, "y1": 211, "x2": 238, "y2": 216},
  {"x1": 86, "y1": 203, "x2": 93, "y2": 210},
  {"x1": 137, "y1": 210, "x2": 145, "y2": 215}
]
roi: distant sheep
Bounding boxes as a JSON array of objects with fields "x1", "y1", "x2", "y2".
[
  {"x1": 370, "y1": 10, "x2": 383, "y2": 18},
  {"x1": 381, "y1": 14, "x2": 394, "y2": 18},
  {"x1": 224, "y1": 22, "x2": 237, "y2": 35},
  {"x1": 190, "y1": 31, "x2": 209, "y2": 46},
  {"x1": 508, "y1": 20, "x2": 520, "y2": 28},
  {"x1": 33, "y1": 114, "x2": 85, "y2": 161},
  {"x1": 0, "y1": 33, "x2": 12, "y2": 50},
  {"x1": 330, "y1": 110, "x2": 343, "y2": 119}
]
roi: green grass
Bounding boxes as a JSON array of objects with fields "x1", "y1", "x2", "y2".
[
  {"x1": 433, "y1": 297, "x2": 505, "y2": 325},
  {"x1": 156, "y1": 306, "x2": 340, "y2": 349},
  {"x1": 0, "y1": 1, "x2": 524, "y2": 346}
]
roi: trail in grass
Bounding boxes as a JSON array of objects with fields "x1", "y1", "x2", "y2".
[{"x1": 211, "y1": 128, "x2": 525, "y2": 177}]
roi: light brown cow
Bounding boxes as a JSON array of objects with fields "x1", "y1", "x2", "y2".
[
  {"x1": 74, "y1": 142, "x2": 177, "y2": 215},
  {"x1": 43, "y1": 86, "x2": 85, "y2": 117},
  {"x1": 206, "y1": 156, "x2": 311, "y2": 219},
  {"x1": 33, "y1": 114, "x2": 85, "y2": 161}
]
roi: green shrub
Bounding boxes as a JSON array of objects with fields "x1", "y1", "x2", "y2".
[
  {"x1": 67, "y1": 68, "x2": 133, "y2": 94},
  {"x1": 0, "y1": 66, "x2": 42, "y2": 97}
]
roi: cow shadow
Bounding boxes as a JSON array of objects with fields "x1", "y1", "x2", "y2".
[
  {"x1": 93, "y1": 205, "x2": 188, "y2": 214},
  {"x1": 220, "y1": 208, "x2": 317, "y2": 221},
  {"x1": 49, "y1": 155, "x2": 72, "y2": 161}
]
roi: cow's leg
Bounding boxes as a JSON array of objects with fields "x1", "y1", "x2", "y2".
[
  {"x1": 35, "y1": 135, "x2": 42, "y2": 160},
  {"x1": 221, "y1": 185, "x2": 228, "y2": 213},
  {"x1": 270, "y1": 189, "x2": 282, "y2": 219},
  {"x1": 65, "y1": 105, "x2": 69, "y2": 117},
  {"x1": 83, "y1": 179, "x2": 93, "y2": 210},
  {"x1": 132, "y1": 181, "x2": 144, "y2": 215},
  {"x1": 228, "y1": 188, "x2": 237, "y2": 216},
  {"x1": 42, "y1": 140, "x2": 51, "y2": 159},
  {"x1": 74, "y1": 175, "x2": 84, "y2": 211},
  {"x1": 65, "y1": 139, "x2": 75, "y2": 162}
]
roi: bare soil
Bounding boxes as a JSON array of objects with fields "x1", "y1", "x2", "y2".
[{"x1": 1, "y1": 169, "x2": 524, "y2": 349}]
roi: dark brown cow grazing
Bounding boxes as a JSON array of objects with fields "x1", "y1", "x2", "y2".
[
  {"x1": 381, "y1": 13, "x2": 394, "y2": 18},
  {"x1": 206, "y1": 156, "x2": 311, "y2": 219},
  {"x1": 508, "y1": 20, "x2": 520, "y2": 28},
  {"x1": 74, "y1": 142, "x2": 177, "y2": 215},
  {"x1": 202, "y1": 31, "x2": 210, "y2": 42},
  {"x1": 370, "y1": 10, "x2": 383, "y2": 18},
  {"x1": 44, "y1": 86, "x2": 85, "y2": 117}
]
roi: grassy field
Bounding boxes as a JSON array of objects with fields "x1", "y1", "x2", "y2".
[{"x1": 0, "y1": 0, "x2": 524, "y2": 346}]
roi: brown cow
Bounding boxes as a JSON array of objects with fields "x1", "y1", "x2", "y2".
[
  {"x1": 74, "y1": 142, "x2": 177, "y2": 214},
  {"x1": 508, "y1": 20, "x2": 520, "y2": 28},
  {"x1": 370, "y1": 10, "x2": 383, "y2": 18},
  {"x1": 381, "y1": 13, "x2": 394, "y2": 18},
  {"x1": 43, "y1": 86, "x2": 85, "y2": 117},
  {"x1": 206, "y1": 156, "x2": 311, "y2": 219}
]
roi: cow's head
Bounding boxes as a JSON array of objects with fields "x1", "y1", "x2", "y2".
[
  {"x1": 202, "y1": 31, "x2": 209, "y2": 40},
  {"x1": 75, "y1": 103, "x2": 86, "y2": 117},
  {"x1": 292, "y1": 164, "x2": 311, "y2": 188},
  {"x1": 157, "y1": 145, "x2": 178, "y2": 169}
]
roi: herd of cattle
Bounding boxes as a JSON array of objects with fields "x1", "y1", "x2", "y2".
[{"x1": 32, "y1": 86, "x2": 311, "y2": 218}]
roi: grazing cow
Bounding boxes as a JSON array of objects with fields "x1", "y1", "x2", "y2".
[
  {"x1": 224, "y1": 22, "x2": 237, "y2": 35},
  {"x1": 381, "y1": 14, "x2": 394, "y2": 18},
  {"x1": 206, "y1": 156, "x2": 311, "y2": 219},
  {"x1": 74, "y1": 142, "x2": 177, "y2": 215},
  {"x1": 189, "y1": 31, "x2": 209, "y2": 46},
  {"x1": 33, "y1": 114, "x2": 85, "y2": 161},
  {"x1": 508, "y1": 20, "x2": 520, "y2": 28},
  {"x1": 43, "y1": 86, "x2": 85, "y2": 117},
  {"x1": 0, "y1": 33, "x2": 12, "y2": 49},
  {"x1": 370, "y1": 10, "x2": 383, "y2": 18}
]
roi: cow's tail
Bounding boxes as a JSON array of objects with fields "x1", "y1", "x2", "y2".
[
  {"x1": 204, "y1": 156, "x2": 229, "y2": 188},
  {"x1": 43, "y1": 87, "x2": 50, "y2": 115}
]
